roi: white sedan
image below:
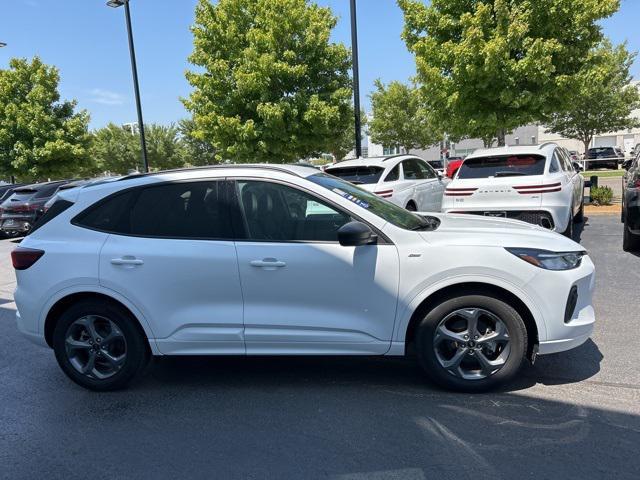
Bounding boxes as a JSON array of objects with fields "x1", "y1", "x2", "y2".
[{"x1": 325, "y1": 155, "x2": 446, "y2": 212}]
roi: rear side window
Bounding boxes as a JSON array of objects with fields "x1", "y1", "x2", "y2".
[
  {"x1": 29, "y1": 199, "x2": 74, "y2": 234},
  {"x1": 457, "y1": 155, "x2": 546, "y2": 179},
  {"x1": 74, "y1": 181, "x2": 233, "y2": 240},
  {"x1": 326, "y1": 166, "x2": 385, "y2": 184}
]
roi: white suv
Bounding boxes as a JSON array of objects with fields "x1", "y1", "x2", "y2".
[
  {"x1": 13, "y1": 165, "x2": 595, "y2": 391},
  {"x1": 325, "y1": 155, "x2": 446, "y2": 212},
  {"x1": 441, "y1": 144, "x2": 585, "y2": 237}
]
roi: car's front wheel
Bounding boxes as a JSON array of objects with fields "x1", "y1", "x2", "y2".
[
  {"x1": 415, "y1": 293, "x2": 528, "y2": 392},
  {"x1": 53, "y1": 299, "x2": 150, "y2": 391}
]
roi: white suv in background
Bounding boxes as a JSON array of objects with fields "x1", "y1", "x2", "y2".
[
  {"x1": 325, "y1": 155, "x2": 446, "y2": 212},
  {"x1": 442, "y1": 144, "x2": 585, "y2": 237},
  {"x1": 13, "y1": 165, "x2": 595, "y2": 392}
]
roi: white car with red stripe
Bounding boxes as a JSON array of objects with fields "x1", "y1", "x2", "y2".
[
  {"x1": 441, "y1": 144, "x2": 585, "y2": 237},
  {"x1": 325, "y1": 155, "x2": 447, "y2": 212}
]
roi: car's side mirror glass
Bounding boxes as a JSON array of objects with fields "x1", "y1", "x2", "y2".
[{"x1": 337, "y1": 221, "x2": 377, "y2": 247}]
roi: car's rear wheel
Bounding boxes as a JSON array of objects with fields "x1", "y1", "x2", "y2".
[
  {"x1": 623, "y1": 216, "x2": 640, "y2": 252},
  {"x1": 415, "y1": 293, "x2": 527, "y2": 392},
  {"x1": 574, "y1": 197, "x2": 584, "y2": 223},
  {"x1": 53, "y1": 300, "x2": 149, "y2": 391}
]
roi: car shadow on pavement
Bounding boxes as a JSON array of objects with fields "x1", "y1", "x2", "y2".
[{"x1": 143, "y1": 338, "x2": 603, "y2": 393}]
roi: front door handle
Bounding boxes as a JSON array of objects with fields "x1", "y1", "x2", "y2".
[
  {"x1": 250, "y1": 258, "x2": 286, "y2": 269},
  {"x1": 111, "y1": 257, "x2": 144, "y2": 266}
]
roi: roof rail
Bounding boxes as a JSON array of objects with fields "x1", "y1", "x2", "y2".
[
  {"x1": 382, "y1": 154, "x2": 410, "y2": 162},
  {"x1": 537, "y1": 142, "x2": 558, "y2": 150},
  {"x1": 118, "y1": 163, "x2": 315, "y2": 182}
]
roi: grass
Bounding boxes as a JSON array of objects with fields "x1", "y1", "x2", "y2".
[{"x1": 581, "y1": 170, "x2": 625, "y2": 178}]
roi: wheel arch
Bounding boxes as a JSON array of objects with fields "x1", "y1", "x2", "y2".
[
  {"x1": 43, "y1": 289, "x2": 156, "y2": 352},
  {"x1": 402, "y1": 282, "x2": 540, "y2": 361}
]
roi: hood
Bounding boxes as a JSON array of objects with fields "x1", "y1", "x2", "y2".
[{"x1": 419, "y1": 213, "x2": 583, "y2": 252}]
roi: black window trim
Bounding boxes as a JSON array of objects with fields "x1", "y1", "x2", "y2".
[
  {"x1": 71, "y1": 178, "x2": 236, "y2": 242},
  {"x1": 228, "y1": 176, "x2": 393, "y2": 245}
]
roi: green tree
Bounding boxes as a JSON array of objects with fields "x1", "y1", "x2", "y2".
[
  {"x1": 0, "y1": 57, "x2": 92, "y2": 181},
  {"x1": 184, "y1": 0, "x2": 353, "y2": 163},
  {"x1": 368, "y1": 80, "x2": 440, "y2": 152},
  {"x1": 399, "y1": 0, "x2": 620, "y2": 145},
  {"x1": 179, "y1": 118, "x2": 217, "y2": 166},
  {"x1": 545, "y1": 41, "x2": 640, "y2": 153},
  {"x1": 146, "y1": 124, "x2": 186, "y2": 171},
  {"x1": 90, "y1": 123, "x2": 141, "y2": 174}
]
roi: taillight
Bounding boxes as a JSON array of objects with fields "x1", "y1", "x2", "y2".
[
  {"x1": 513, "y1": 182, "x2": 561, "y2": 194},
  {"x1": 445, "y1": 187, "x2": 478, "y2": 196},
  {"x1": 9, "y1": 203, "x2": 40, "y2": 212},
  {"x1": 11, "y1": 247, "x2": 45, "y2": 270},
  {"x1": 374, "y1": 189, "x2": 394, "y2": 198}
]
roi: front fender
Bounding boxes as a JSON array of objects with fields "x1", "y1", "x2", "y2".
[{"x1": 392, "y1": 274, "x2": 547, "y2": 344}]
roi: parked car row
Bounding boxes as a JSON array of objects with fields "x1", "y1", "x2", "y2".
[{"x1": 0, "y1": 177, "x2": 118, "y2": 237}]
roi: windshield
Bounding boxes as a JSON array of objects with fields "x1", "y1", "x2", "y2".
[
  {"x1": 307, "y1": 173, "x2": 436, "y2": 231},
  {"x1": 324, "y1": 166, "x2": 385, "y2": 185},
  {"x1": 457, "y1": 155, "x2": 546, "y2": 179}
]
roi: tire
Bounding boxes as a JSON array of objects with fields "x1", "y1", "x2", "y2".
[
  {"x1": 53, "y1": 299, "x2": 150, "y2": 391},
  {"x1": 574, "y1": 198, "x2": 584, "y2": 223},
  {"x1": 415, "y1": 292, "x2": 527, "y2": 392},
  {"x1": 562, "y1": 210, "x2": 574, "y2": 238},
  {"x1": 406, "y1": 201, "x2": 417, "y2": 212},
  {"x1": 623, "y1": 216, "x2": 640, "y2": 252}
]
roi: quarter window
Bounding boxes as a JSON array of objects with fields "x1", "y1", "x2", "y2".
[
  {"x1": 384, "y1": 165, "x2": 400, "y2": 182},
  {"x1": 235, "y1": 181, "x2": 351, "y2": 242}
]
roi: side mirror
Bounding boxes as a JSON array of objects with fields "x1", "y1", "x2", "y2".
[
  {"x1": 622, "y1": 159, "x2": 632, "y2": 170},
  {"x1": 337, "y1": 221, "x2": 377, "y2": 247},
  {"x1": 437, "y1": 171, "x2": 443, "y2": 180},
  {"x1": 572, "y1": 161, "x2": 584, "y2": 173}
]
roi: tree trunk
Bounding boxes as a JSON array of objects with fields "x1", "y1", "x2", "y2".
[{"x1": 497, "y1": 128, "x2": 506, "y2": 147}]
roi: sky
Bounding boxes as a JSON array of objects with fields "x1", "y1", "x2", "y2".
[{"x1": 1, "y1": 0, "x2": 639, "y2": 129}]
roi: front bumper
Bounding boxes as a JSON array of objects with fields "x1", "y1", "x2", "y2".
[{"x1": 526, "y1": 255, "x2": 596, "y2": 355}]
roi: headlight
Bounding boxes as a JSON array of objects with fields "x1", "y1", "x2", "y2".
[{"x1": 505, "y1": 248, "x2": 586, "y2": 270}]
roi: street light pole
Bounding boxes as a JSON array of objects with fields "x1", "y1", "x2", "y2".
[
  {"x1": 349, "y1": 0, "x2": 362, "y2": 158},
  {"x1": 107, "y1": 0, "x2": 149, "y2": 172}
]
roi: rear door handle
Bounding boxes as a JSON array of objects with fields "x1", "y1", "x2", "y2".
[
  {"x1": 250, "y1": 258, "x2": 286, "y2": 269},
  {"x1": 111, "y1": 257, "x2": 144, "y2": 266}
]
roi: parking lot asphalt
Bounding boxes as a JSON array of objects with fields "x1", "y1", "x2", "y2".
[{"x1": 1, "y1": 214, "x2": 639, "y2": 480}]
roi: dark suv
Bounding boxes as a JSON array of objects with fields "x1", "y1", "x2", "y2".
[
  {"x1": 0, "y1": 181, "x2": 68, "y2": 236},
  {"x1": 585, "y1": 147, "x2": 619, "y2": 170},
  {"x1": 622, "y1": 153, "x2": 640, "y2": 252}
]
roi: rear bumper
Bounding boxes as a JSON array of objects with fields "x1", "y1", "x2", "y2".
[
  {"x1": 447, "y1": 210, "x2": 556, "y2": 230},
  {"x1": 16, "y1": 310, "x2": 48, "y2": 348}
]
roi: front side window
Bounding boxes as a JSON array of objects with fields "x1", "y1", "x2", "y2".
[
  {"x1": 75, "y1": 181, "x2": 233, "y2": 239},
  {"x1": 235, "y1": 181, "x2": 351, "y2": 242},
  {"x1": 415, "y1": 159, "x2": 436, "y2": 179},
  {"x1": 457, "y1": 155, "x2": 546, "y2": 179}
]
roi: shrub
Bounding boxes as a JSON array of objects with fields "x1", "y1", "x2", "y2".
[{"x1": 590, "y1": 186, "x2": 614, "y2": 205}]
